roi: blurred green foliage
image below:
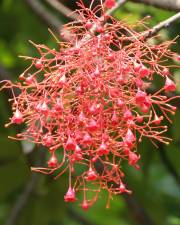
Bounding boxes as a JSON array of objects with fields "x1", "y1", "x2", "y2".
[{"x1": 0, "y1": 1, "x2": 180, "y2": 225}]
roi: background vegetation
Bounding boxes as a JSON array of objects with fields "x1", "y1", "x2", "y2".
[{"x1": 0, "y1": 1, "x2": 179, "y2": 225}]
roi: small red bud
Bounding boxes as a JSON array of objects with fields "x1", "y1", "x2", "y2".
[
  {"x1": 82, "y1": 199, "x2": 89, "y2": 210},
  {"x1": 35, "y1": 59, "x2": 43, "y2": 69},
  {"x1": 85, "y1": 21, "x2": 93, "y2": 29},
  {"x1": 12, "y1": 109, "x2": 23, "y2": 124},
  {"x1": 105, "y1": 0, "x2": 116, "y2": 9}
]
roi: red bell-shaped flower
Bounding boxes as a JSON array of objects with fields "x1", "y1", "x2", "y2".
[
  {"x1": 124, "y1": 129, "x2": 136, "y2": 148},
  {"x1": 86, "y1": 119, "x2": 98, "y2": 132},
  {"x1": 164, "y1": 77, "x2": 176, "y2": 92},
  {"x1": 86, "y1": 168, "x2": 97, "y2": 181},
  {"x1": 65, "y1": 136, "x2": 76, "y2": 151},
  {"x1": 98, "y1": 141, "x2": 109, "y2": 156},
  {"x1": 47, "y1": 154, "x2": 58, "y2": 168},
  {"x1": 82, "y1": 133, "x2": 92, "y2": 145},
  {"x1": 64, "y1": 187, "x2": 76, "y2": 202},
  {"x1": 128, "y1": 151, "x2": 140, "y2": 167}
]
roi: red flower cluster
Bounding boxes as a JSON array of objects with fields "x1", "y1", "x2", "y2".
[{"x1": 1, "y1": 0, "x2": 178, "y2": 209}]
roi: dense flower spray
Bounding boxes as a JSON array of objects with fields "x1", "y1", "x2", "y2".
[{"x1": 1, "y1": 0, "x2": 179, "y2": 209}]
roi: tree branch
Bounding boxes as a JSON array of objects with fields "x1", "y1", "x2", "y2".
[
  {"x1": 144, "y1": 12, "x2": 180, "y2": 38},
  {"x1": 25, "y1": 0, "x2": 63, "y2": 33},
  {"x1": 4, "y1": 148, "x2": 45, "y2": 225},
  {"x1": 0, "y1": 65, "x2": 12, "y2": 81},
  {"x1": 131, "y1": 0, "x2": 180, "y2": 12},
  {"x1": 44, "y1": 0, "x2": 78, "y2": 20},
  {"x1": 4, "y1": 173, "x2": 39, "y2": 225},
  {"x1": 123, "y1": 195, "x2": 156, "y2": 225}
]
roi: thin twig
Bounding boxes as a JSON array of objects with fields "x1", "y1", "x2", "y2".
[
  {"x1": 123, "y1": 195, "x2": 156, "y2": 225},
  {"x1": 144, "y1": 12, "x2": 180, "y2": 38},
  {"x1": 131, "y1": 0, "x2": 180, "y2": 12},
  {"x1": 82, "y1": 0, "x2": 127, "y2": 42},
  {"x1": 4, "y1": 148, "x2": 45, "y2": 225},
  {"x1": 4, "y1": 173, "x2": 39, "y2": 225},
  {"x1": 0, "y1": 64, "x2": 12, "y2": 81},
  {"x1": 44, "y1": 0, "x2": 78, "y2": 20},
  {"x1": 25, "y1": 0, "x2": 62, "y2": 33}
]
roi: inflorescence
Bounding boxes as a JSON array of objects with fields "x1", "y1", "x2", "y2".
[{"x1": 1, "y1": 0, "x2": 179, "y2": 209}]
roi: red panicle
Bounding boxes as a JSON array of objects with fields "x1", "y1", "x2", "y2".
[{"x1": 1, "y1": 0, "x2": 178, "y2": 208}]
